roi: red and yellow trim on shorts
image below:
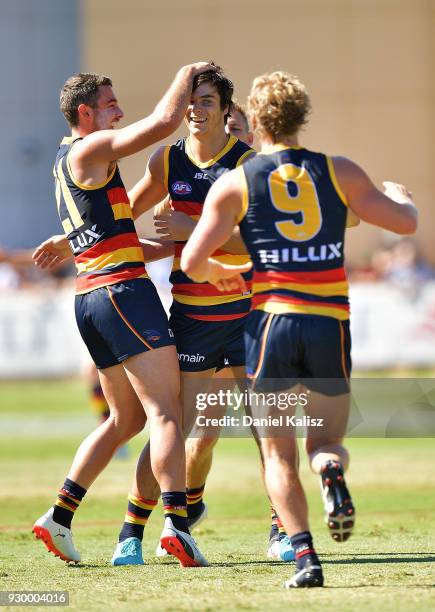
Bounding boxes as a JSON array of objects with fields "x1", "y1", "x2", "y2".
[
  {"x1": 248, "y1": 313, "x2": 275, "y2": 381},
  {"x1": 338, "y1": 320, "x2": 350, "y2": 383},
  {"x1": 106, "y1": 286, "x2": 153, "y2": 351}
]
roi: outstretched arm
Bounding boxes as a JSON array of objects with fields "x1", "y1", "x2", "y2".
[
  {"x1": 332, "y1": 157, "x2": 417, "y2": 234},
  {"x1": 32, "y1": 235, "x2": 73, "y2": 269},
  {"x1": 0, "y1": 247, "x2": 34, "y2": 265},
  {"x1": 181, "y1": 169, "x2": 252, "y2": 291}
]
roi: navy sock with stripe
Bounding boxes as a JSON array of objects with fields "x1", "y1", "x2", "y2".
[
  {"x1": 186, "y1": 485, "x2": 205, "y2": 520},
  {"x1": 290, "y1": 531, "x2": 320, "y2": 570},
  {"x1": 52, "y1": 478, "x2": 87, "y2": 529},
  {"x1": 118, "y1": 494, "x2": 158, "y2": 542},
  {"x1": 162, "y1": 491, "x2": 190, "y2": 534}
]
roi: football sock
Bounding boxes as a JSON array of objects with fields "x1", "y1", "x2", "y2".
[
  {"x1": 90, "y1": 382, "x2": 110, "y2": 421},
  {"x1": 52, "y1": 478, "x2": 87, "y2": 528},
  {"x1": 270, "y1": 504, "x2": 287, "y2": 541},
  {"x1": 162, "y1": 491, "x2": 189, "y2": 534},
  {"x1": 269, "y1": 505, "x2": 279, "y2": 540},
  {"x1": 118, "y1": 494, "x2": 158, "y2": 542},
  {"x1": 186, "y1": 484, "x2": 205, "y2": 520},
  {"x1": 290, "y1": 531, "x2": 320, "y2": 571},
  {"x1": 277, "y1": 516, "x2": 287, "y2": 541}
]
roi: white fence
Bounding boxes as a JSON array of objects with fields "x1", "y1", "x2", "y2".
[{"x1": 0, "y1": 282, "x2": 434, "y2": 378}]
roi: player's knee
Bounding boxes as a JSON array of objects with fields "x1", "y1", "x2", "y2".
[
  {"x1": 107, "y1": 411, "x2": 146, "y2": 440},
  {"x1": 149, "y1": 412, "x2": 182, "y2": 436},
  {"x1": 127, "y1": 412, "x2": 146, "y2": 437}
]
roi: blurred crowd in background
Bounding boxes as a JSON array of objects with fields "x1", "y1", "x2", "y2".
[{"x1": 1, "y1": 237, "x2": 433, "y2": 297}]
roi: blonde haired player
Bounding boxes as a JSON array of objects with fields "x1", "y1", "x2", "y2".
[{"x1": 181, "y1": 71, "x2": 417, "y2": 587}]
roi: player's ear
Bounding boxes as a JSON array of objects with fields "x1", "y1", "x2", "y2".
[
  {"x1": 246, "y1": 132, "x2": 254, "y2": 147},
  {"x1": 77, "y1": 103, "x2": 91, "y2": 119}
]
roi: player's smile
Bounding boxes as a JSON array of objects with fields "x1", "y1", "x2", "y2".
[
  {"x1": 185, "y1": 82, "x2": 227, "y2": 137},
  {"x1": 190, "y1": 116, "x2": 207, "y2": 125}
]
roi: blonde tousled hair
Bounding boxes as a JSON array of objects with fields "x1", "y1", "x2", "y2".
[{"x1": 247, "y1": 71, "x2": 311, "y2": 141}]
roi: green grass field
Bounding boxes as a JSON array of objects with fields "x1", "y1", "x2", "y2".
[{"x1": 0, "y1": 379, "x2": 434, "y2": 611}]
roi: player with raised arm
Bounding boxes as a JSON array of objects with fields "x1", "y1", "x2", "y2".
[
  {"x1": 180, "y1": 71, "x2": 417, "y2": 588},
  {"x1": 109, "y1": 65, "x2": 257, "y2": 566},
  {"x1": 32, "y1": 91, "x2": 295, "y2": 564},
  {"x1": 32, "y1": 64, "x2": 213, "y2": 568}
]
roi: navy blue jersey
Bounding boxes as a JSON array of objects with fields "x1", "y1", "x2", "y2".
[
  {"x1": 54, "y1": 137, "x2": 146, "y2": 294},
  {"x1": 238, "y1": 145, "x2": 350, "y2": 320},
  {"x1": 166, "y1": 135, "x2": 254, "y2": 320}
]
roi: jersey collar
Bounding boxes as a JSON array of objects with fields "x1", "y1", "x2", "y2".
[{"x1": 185, "y1": 134, "x2": 238, "y2": 169}]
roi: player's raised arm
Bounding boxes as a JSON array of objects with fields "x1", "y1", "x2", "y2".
[
  {"x1": 74, "y1": 62, "x2": 215, "y2": 164},
  {"x1": 181, "y1": 169, "x2": 252, "y2": 289},
  {"x1": 332, "y1": 157, "x2": 417, "y2": 234}
]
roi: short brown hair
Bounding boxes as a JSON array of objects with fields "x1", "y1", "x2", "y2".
[
  {"x1": 60, "y1": 73, "x2": 112, "y2": 127},
  {"x1": 193, "y1": 63, "x2": 234, "y2": 122},
  {"x1": 247, "y1": 71, "x2": 311, "y2": 141}
]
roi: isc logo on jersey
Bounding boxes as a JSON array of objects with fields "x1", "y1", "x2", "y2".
[{"x1": 172, "y1": 181, "x2": 192, "y2": 194}]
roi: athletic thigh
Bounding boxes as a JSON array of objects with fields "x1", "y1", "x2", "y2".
[
  {"x1": 123, "y1": 345, "x2": 182, "y2": 421},
  {"x1": 97, "y1": 363, "x2": 147, "y2": 431}
]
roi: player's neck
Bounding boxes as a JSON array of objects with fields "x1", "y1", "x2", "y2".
[
  {"x1": 260, "y1": 133, "x2": 300, "y2": 153},
  {"x1": 71, "y1": 126, "x2": 95, "y2": 139},
  {"x1": 186, "y1": 130, "x2": 230, "y2": 164}
]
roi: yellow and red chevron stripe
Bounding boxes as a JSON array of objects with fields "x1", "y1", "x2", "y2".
[
  {"x1": 253, "y1": 268, "x2": 349, "y2": 298},
  {"x1": 171, "y1": 200, "x2": 202, "y2": 217},
  {"x1": 107, "y1": 187, "x2": 132, "y2": 220},
  {"x1": 251, "y1": 268, "x2": 349, "y2": 320},
  {"x1": 75, "y1": 232, "x2": 147, "y2": 294}
]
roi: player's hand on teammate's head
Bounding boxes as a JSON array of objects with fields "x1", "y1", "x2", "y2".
[
  {"x1": 383, "y1": 181, "x2": 414, "y2": 205},
  {"x1": 184, "y1": 62, "x2": 217, "y2": 77}
]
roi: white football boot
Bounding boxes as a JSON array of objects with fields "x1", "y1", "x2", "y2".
[
  {"x1": 32, "y1": 507, "x2": 81, "y2": 563},
  {"x1": 156, "y1": 502, "x2": 208, "y2": 558},
  {"x1": 159, "y1": 517, "x2": 208, "y2": 567}
]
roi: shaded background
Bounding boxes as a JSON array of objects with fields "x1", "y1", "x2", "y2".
[
  {"x1": 0, "y1": 0, "x2": 434, "y2": 375},
  {"x1": 1, "y1": 0, "x2": 434, "y2": 267}
]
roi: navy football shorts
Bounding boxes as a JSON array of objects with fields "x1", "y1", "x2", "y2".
[
  {"x1": 169, "y1": 308, "x2": 246, "y2": 372},
  {"x1": 245, "y1": 311, "x2": 351, "y2": 395},
  {"x1": 75, "y1": 278, "x2": 175, "y2": 369}
]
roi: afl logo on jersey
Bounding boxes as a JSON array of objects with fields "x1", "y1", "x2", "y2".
[{"x1": 172, "y1": 181, "x2": 192, "y2": 194}]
